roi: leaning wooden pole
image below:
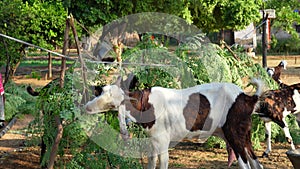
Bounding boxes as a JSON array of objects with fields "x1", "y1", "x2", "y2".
[
  {"x1": 69, "y1": 15, "x2": 89, "y2": 103},
  {"x1": 220, "y1": 40, "x2": 240, "y2": 61},
  {"x1": 59, "y1": 17, "x2": 70, "y2": 88},
  {"x1": 47, "y1": 16, "x2": 70, "y2": 169}
]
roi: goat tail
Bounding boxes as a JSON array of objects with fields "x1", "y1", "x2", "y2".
[
  {"x1": 250, "y1": 78, "x2": 264, "y2": 96},
  {"x1": 27, "y1": 86, "x2": 39, "y2": 96}
]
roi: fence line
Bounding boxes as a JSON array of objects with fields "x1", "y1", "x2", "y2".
[
  {"x1": 0, "y1": 33, "x2": 179, "y2": 67},
  {"x1": 0, "y1": 33, "x2": 76, "y2": 60}
]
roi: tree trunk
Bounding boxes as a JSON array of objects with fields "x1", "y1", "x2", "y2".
[
  {"x1": 220, "y1": 29, "x2": 225, "y2": 42},
  {"x1": 59, "y1": 17, "x2": 70, "y2": 88},
  {"x1": 11, "y1": 61, "x2": 20, "y2": 77},
  {"x1": 11, "y1": 47, "x2": 26, "y2": 77},
  {"x1": 47, "y1": 116, "x2": 63, "y2": 169}
]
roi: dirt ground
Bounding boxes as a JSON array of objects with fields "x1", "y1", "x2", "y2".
[{"x1": 0, "y1": 55, "x2": 300, "y2": 169}]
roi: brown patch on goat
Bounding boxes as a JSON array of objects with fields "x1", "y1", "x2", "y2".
[
  {"x1": 265, "y1": 98, "x2": 275, "y2": 106},
  {"x1": 124, "y1": 89, "x2": 156, "y2": 129},
  {"x1": 183, "y1": 93, "x2": 211, "y2": 131},
  {"x1": 222, "y1": 93, "x2": 259, "y2": 164}
]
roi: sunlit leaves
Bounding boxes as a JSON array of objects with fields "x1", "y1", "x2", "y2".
[
  {"x1": 188, "y1": 0, "x2": 262, "y2": 32},
  {"x1": 265, "y1": 0, "x2": 300, "y2": 38}
]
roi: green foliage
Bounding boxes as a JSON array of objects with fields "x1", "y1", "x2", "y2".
[
  {"x1": 27, "y1": 72, "x2": 85, "y2": 166},
  {"x1": 251, "y1": 115, "x2": 265, "y2": 149},
  {"x1": 20, "y1": 59, "x2": 74, "y2": 67},
  {"x1": 0, "y1": 0, "x2": 26, "y2": 72},
  {"x1": 26, "y1": 71, "x2": 42, "y2": 80},
  {"x1": 26, "y1": 70, "x2": 142, "y2": 168},
  {"x1": 205, "y1": 136, "x2": 226, "y2": 149},
  {"x1": 20, "y1": 0, "x2": 68, "y2": 49},
  {"x1": 0, "y1": 0, "x2": 68, "y2": 79},
  {"x1": 65, "y1": 0, "x2": 186, "y2": 31},
  {"x1": 262, "y1": 36, "x2": 300, "y2": 55},
  {"x1": 122, "y1": 35, "x2": 186, "y2": 89},
  {"x1": 65, "y1": 0, "x2": 262, "y2": 37},
  {"x1": 273, "y1": 115, "x2": 300, "y2": 144},
  {"x1": 65, "y1": 140, "x2": 142, "y2": 169},
  {"x1": 183, "y1": 43, "x2": 249, "y2": 85},
  {"x1": 188, "y1": 0, "x2": 262, "y2": 32},
  {"x1": 4, "y1": 81, "x2": 36, "y2": 120},
  {"x1": 265, "y1": 0, "x2": 300, "y2": 39},
  {"x1": 251, "y1": 114, "x2": 300, "y2": 149}
]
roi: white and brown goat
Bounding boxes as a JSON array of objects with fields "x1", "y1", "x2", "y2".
[
  {"x1": 85, "y1": 77, "x2": 264, "y2": 169},
  {"x1": 256, "y1": 82, "x2": 300, "y2": 157}
]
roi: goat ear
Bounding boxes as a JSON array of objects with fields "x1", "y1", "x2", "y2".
[
  {"x1": 113, "y1": 76, "x2": 122, "y2": 87},
  {"x1": 122, "y1": 73, "x2": 134, "y2": 90}
]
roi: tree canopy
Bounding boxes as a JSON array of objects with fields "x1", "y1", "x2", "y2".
[
  {"x1": 64, "y1": 0, "x2": 187, "y2": 31},
  {"x1": 265, "y1": 0, "x2": 300, "y2": 38},
  {"x1": 0, "y1": 0, "x2": 67, "y2": 79},
  {"x1": 64, "y1": 0, "x2": 263, "y2": 33},
  {"x1": 186, "y1": 0, "x2": 263, "y2": 32},
  {"x1": 1, "y1": 0, "x2": 300, "y2": 80}
]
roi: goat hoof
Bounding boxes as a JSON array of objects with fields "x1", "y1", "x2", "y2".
[{"x1": 262, "y1": 152, "x2": 269, "y2": 158}]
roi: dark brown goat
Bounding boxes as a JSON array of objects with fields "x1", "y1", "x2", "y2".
[{"x1": 266, "y1": 60, "x2": 287, "y2": 88}]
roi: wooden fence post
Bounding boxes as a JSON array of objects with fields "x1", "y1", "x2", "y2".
[
  {"x1": 47, "y1": 15, "x2": 88, "y2": 169},
  {"x1": 48, "y1": 52, "x2": 52, "y2": 79}
]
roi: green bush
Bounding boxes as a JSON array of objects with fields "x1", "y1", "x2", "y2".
[
  {"x1": 256, "y1": 36, "x2": 300, "y2": 55},
  {"x1": 4, "y1": 81, "x2": 36, "y2": 120}
]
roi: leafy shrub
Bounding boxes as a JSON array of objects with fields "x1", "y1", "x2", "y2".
[
  {"x1": 4, "y1": 81, "x2": 36, "y2": 120},
  {"x1": 256, "y1": 36, "x2": 300, "y2": 55}
]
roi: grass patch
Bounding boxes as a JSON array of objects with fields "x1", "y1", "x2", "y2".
[
  {"x1": 171, "y1": 163, "x2": 186, "y2": 168},
  {"x1": 20, "y1": 60, "x2": 75, "y2": 67},
  {"x1": 26, "y1": 50, "x2": 78, "y2": 57}
]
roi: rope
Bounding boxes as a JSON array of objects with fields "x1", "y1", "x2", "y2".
[
  {"x1": 0, "y1": 33, "x2": 76, "y2": 61},
  {"x1": 86, "y1": 60, "x2": 176, "y2": 67},
  {"x1": 0, "y1": 33, "x2": 176, "y2": 67},
  {"x1": 230, "y1": 19, "x2": 267, "y2": 48}
]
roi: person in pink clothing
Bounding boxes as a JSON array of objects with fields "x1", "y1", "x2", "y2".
[{"x1": 0, "y1": 74, "x2": 5, "y2": 128}]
